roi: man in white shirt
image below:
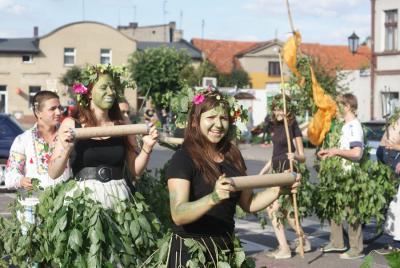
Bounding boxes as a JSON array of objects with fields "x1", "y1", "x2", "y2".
[{"x1": 317, "y1": 93, "x2": 364, "y2": 259}]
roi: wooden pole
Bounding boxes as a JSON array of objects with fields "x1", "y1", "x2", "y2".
[
  {"x1": 278, "y1": 51, "x2": 304, "y2": 257},
  {"x1": 285, "y1": 0, "x2": 295, "y2": 33}
]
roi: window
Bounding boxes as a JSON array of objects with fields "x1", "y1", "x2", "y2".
[
  {"x1": 381, "y1": 91, "x2": 399, "y2": 116},
  {"x1": 64, "y1": 48, "x2": 75, "y2": 65},
  {"x1": 0, "y1": 86, "x2": 6, "y2": 113},
  {"x1": 268, "y1": 61, "x2": 281, "y2": 76},
  {"x1": 28, "y1": 86, "x2": 41, "y2": 108},
  {"x1": 100, "y1": 49, "x2": 112, "y2": 64},
  {"x1": 22, "y1": 54, "x2": 33, "y2": 63},
  {"x1": 385, "y1": 10, "x2": 398, "y2": 51}
]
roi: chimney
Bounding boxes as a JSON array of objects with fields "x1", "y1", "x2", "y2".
[
  {"x1": 129, "y1": 22, "x2": 138, "y2": 29},
  {"x1": 33, "y1": 26, "x2": 38, "y2": 38}
]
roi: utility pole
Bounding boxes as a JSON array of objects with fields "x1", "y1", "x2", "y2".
[
  {"x1": 163, "y1": 0, "x2": 168, "y2": 42},
  {"x1": 179, "y1": 10, "x2": 183, "y2": 29},
  {"x1": 82, "y1": 0, "x2": 85, "y2": 21}
]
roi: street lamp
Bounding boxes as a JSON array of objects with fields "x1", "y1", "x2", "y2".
[{"x1": 348, "y1": 32, "x2": 360, "y2": 54}]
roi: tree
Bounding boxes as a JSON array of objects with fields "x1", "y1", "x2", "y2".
[
  {"x1": 288, "y1": 56, "x2": 348, "y2": 118},
  {"x1": 60, "y1": 66, "x2": 83, "y2": 97},
  {"x1": 128, "y1": 47, "x2": 192, "y2": 108},
  {"x1": 181, "y1": 60, "x2": 224, "y2": 87},
  {"x1": 218, "y1": 68, "x2": 251, "y2": 88}
]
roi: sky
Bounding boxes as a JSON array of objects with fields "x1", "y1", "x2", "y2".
[{"x1": 0, "y1": 0, "x2": 370, "y2": 45}]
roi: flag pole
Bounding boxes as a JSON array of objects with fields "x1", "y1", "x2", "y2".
[{"x1": 278, "y1": 51, "x2": 304, "y2": 257}]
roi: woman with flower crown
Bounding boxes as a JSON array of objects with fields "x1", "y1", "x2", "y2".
[
  {"x1": 165, "y1": 89, "x2": 300, "y2": 267},
  {"x1": 5, "y1": 90, "x2": 70, "y2": 190},
  {"x1": 49, "y1": 64, "x2": 158, "y2": 208}
]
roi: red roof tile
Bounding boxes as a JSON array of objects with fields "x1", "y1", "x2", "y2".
[
  {"x1": 300, "y1": 43, "x2": 371, "y2": 71},
  {"x1": 192, "y1": 38, "x2": 260, "y2": 73},
  {"x1": 191, "y1": 38, "x2": 371, "y2": 74}
]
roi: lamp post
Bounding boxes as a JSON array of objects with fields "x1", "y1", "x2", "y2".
[{"x1": 348, "y1": 32, "x2": 360, "y2": 54}]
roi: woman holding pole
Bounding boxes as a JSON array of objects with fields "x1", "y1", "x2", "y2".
[
  {"x1": 259, "y1": 95, "x2": 311, "y2": 259},
  {"x1": 165, "y1": 89, "x2": 300, "y2": 267},
  {"x1": 49, "y1": 64, "x2": 158, "y2": 207}
]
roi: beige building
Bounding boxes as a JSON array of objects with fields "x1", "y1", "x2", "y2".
[
  {"x1": 0, "y1": 21, "x2": 137, "y2": 124},
  {"x1": 118, "y1": 21, "x2": 183, "y2": 43},
  {"x1": 371, "y1": 0, "x2": 400, "y2": 119}
]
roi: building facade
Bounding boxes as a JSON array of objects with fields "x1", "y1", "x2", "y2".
[
  {"x1": 118, "y1": 21, "x2": 183, "y2": 43},
  {"x1": 0, "y1": 21, "x2": 137, "y2": 124},
  {"x1": 371, "y1": 0, "x2": 400, "y2": 119}
]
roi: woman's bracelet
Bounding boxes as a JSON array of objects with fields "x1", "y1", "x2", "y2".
[{"x1": 141, "y1": 147, "x2": 152, "y2": 155}]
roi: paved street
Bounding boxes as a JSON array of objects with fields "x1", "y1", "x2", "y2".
[{"x1": 0, "y1": 143, "x2": 393, "y2": 267}]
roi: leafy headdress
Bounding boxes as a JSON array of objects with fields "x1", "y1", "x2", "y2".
[{"x1": 72, "y1": 64, "x2": 136, "y2": 108}]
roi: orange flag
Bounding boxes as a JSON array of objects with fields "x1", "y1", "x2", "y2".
[
  {"x1": 307, "y1": 67, "x2": 337, "y2": 146},
  {"x1": 283, "y1": 31, "x2": 301, "y2": 78}
]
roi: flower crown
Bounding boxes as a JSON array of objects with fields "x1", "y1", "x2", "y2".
[
  {"x1": 192, "y1": 87, "x2": 245, "y2": 122},
  {"x1": 73, "y1": 64, "x2": 136, "y2": 107}
]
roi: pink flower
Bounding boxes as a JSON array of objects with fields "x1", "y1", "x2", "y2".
[
  {"x1": 73, "y1": 83, "x2": 88, "y2": 95},
  {"x1": 193, "y1": 94, "x2": 205, "y2": 105}
]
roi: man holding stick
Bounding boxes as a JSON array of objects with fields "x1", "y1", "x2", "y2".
[{"x1": 317, "y1": 93, "x2": 365, "y2": 259}]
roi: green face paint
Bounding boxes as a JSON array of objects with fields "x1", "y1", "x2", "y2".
[
  {"x1": 199, "y1": 107, "x2": 229, "y2": 144},
  {"x1": 91, "y1": 74, "x2": 116, "y2": 110}
]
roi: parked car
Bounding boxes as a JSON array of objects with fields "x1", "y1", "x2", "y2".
[
  {"x1": 0, "y1": 114, "x2": 24, "y2": 186},
  {"x1": 362, "y1": 120, "x2": 385, "y2": 161}
]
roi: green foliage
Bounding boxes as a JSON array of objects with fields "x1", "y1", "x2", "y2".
[
  {"x1": 267, "y1": 162, "x2": 315, "y2": 227},
  {"x1": 219, "y1": 68, "x2": 251, "y2": 88},
  {"x1": 128, "y1": 46, "x2": 192, "y2": 108},
  {"x1": 60, "y1": 66, "x2": 83, "y2": 87},
  {"x1": 385, "y1": 251, "x2": 400, "y2": 268},
  {"x1": 136, "y1": 166, "x2": 172, "y2": 231},
  {"x1": 181, "y1": 60, "x2": 219, "y2": 87},
  {"x1": 288, "y1": 56, "x2": 348, "y2": 117},
  {"x1": 361, "y1": 251, "x2": 400, "y2": 268},
  {"x1": 314, "y1": 120, "x2": 399, "y2": 225},
  {"x1": 0, "y1": 180, "x2": 162, "y2": 267},
  {"x1": 143, "y1": 234, "x2": 255, "y2": 268}
]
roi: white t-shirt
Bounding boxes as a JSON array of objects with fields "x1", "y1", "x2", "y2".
[
  {"x1": 339, "y1": 118, "x2": 364, "y2": 169},
  {"x1": 340, "y1": 118, "x2": 364, "y2": 150}
]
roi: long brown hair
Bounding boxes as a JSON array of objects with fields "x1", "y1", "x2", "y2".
[{"x1": 183, "y1": 90, "x2": 246, "y2": 184}]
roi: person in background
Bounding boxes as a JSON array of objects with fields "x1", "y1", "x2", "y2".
[
  {"x1": 5, "y1": 90, "x2": 70, "y2": 190},
  {"x1": 318, "y1": 93, "x2": 365, "y2": 259},
  {"x1": 376, "y1": 116, "x2": 400, "y2": 250},
  {"x1": 119, "y1": 100, "x2": 131, "y2": 121},
  {"x1": 259, "y1": 95, "x2": 310, "y2": 259}
]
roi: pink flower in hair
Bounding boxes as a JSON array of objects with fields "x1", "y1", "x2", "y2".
[
  {"x1": 73, "y1": 83, "x2": 88, "y2": 95},
  {"x1": 193, "y1": 94, "x2": 205, "y2": 105}
]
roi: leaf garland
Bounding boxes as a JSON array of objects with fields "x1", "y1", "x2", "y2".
[
  {"x1": 0, "y1": 180, "x2": 162, "y2": 267},
  {"x1": 313, "y1": 119, "x2": 399, "y2": 225}
]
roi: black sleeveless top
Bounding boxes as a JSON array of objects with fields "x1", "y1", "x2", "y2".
[{"x1": 70, "y1": 125, "x2": 126, "y2": 176}]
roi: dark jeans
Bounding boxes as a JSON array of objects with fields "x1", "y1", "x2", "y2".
[{"x1": 377, "y1": 146, "x2": 400, "y2": 172}]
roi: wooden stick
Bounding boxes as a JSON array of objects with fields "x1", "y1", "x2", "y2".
[
  {"x1": 72, "y1": 124, "x2": 149, "y2": 139},
  {"x1": 229, "y1": 173, "x2": 296, "y2": 191},
  {"x1": 285, "y1": 0, "x2": 295, "y2": 34},
  {"x1": 278, "y1": 52, "x2": 304, "y2": 257}
]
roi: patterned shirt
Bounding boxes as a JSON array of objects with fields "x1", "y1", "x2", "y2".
[{"x1": 5, "y1": 124, "x2": 70, "y2": 189}]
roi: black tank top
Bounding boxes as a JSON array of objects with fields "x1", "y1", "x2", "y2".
[{"x1": 70, "y1": 125, "x2": 126, "y2": 176}]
